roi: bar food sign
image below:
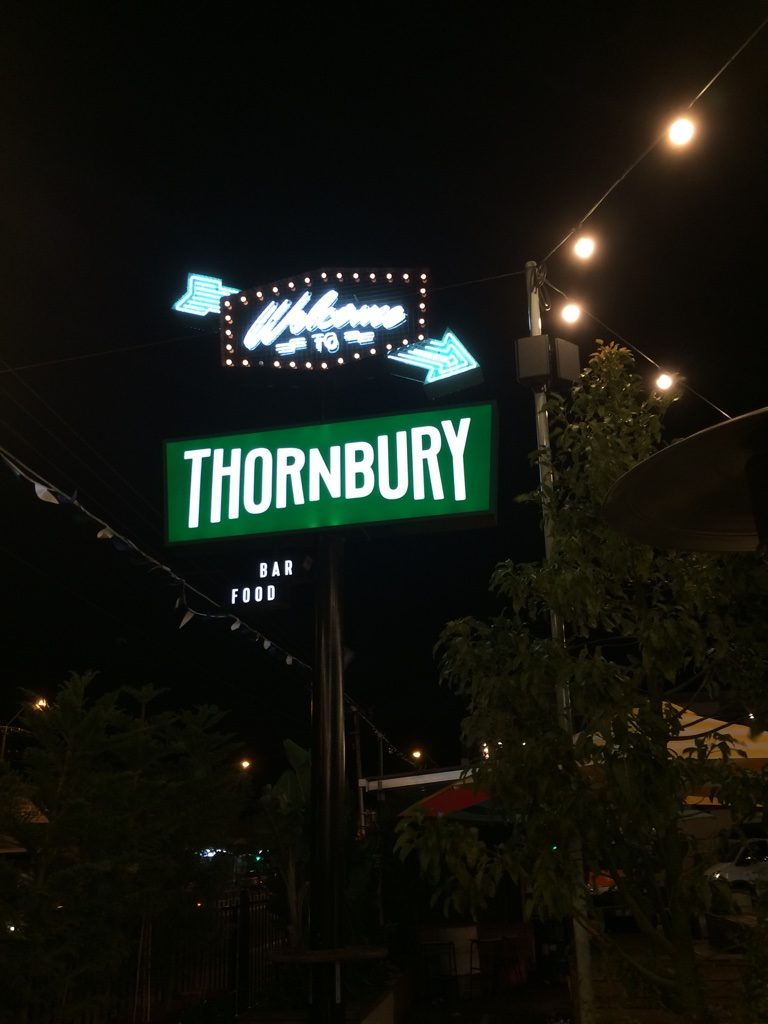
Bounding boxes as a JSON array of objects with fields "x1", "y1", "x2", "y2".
[{"x1": 164, "y1": 403, "x2": 496, "y2": 543}]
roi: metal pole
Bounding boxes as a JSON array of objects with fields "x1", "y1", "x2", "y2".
[
  {"x1": 525, "y1": 260, "x2": 595, "y2": 1024},
  {"x1": 310, "y1": 532, "x2": 346, "y2": 1024},
  {"x1": 353, "y1": 711, "x2": 365, "y2": 838}
]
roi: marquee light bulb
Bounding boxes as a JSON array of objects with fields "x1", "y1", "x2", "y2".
[
  {"x1": 668, "y1": 116, "x2": 695, "y2": 147},
  {"x1": 573, "y1": 235, "x2": 596, "y2": 260},
  {"x1": 561, "y1": 303, "x2": 581, "y2": 323}
]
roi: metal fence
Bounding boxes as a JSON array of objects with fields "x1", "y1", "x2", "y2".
[{"x1": 19, "y1": 888, "x2": 287, "y2": 1024}]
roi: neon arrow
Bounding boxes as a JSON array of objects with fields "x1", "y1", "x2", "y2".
[
  {"x1": 388, "y1": 329, "x2": 481, "y2": 392},
  {"x1": 172, "y1": 273, "x2": 240, "y2": 317}
]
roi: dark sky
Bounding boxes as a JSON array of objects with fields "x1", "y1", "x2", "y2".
[{"x1": 1, "y1": 3, "x2": 767, "y2": 778}]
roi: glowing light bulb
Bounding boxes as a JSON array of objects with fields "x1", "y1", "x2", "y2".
[
  {"x1": 561, "y1": 303, "x2": 581, "y2": 323},
  {"x1": 573, "y1": 235, "x2": 596, "y2": 260},
  {"x1": 412, "y1": 749, "x2": 422, "y2": 760},
  {"x1": 240, "y1": 759, "x2": 251, "y2": 769},
  {"x1": 668, "y1": 116, "x2": 695, "y2": 146},
  {"x1": 656, "y1": 372, "x2": 675, "y2": 391}
]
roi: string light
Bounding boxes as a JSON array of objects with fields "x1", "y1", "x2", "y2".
[
  {"x1": 546, "y1": 278, "x2": 731, "y2": 420},
  {"x1": 573, "y1": 236, "x2": 596, "y2": 260},
  {"x1": 667, "y1": 116, "x2": 695, "y2": 147},
  {"x1": 561, "y1": 303, "x2": 581, "y2": 323}
]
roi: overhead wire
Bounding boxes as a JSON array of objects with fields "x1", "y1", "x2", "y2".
[
  {"x1": 0, "y1": 356, "x2": 164, "y2": 536},
  {"x1": 540, "y1": 14, "x2": 768, "y2": 264},
  {"x1": 0, "y1": 330, "x2": 215, "y2": 376},
  {"x1": 0, "y1": 441, "x2": 418, "y2": 771},
  {"x1": 545, "y1": 278, "x2": 733, "y2": 421}
]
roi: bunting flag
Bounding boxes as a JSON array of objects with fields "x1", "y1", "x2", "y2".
[
  {"x1": 34, "y1": 483, "x2": 59, "y2": 504},
  {"x1": 1, "y1": 441, "x2": 419, "y2": 767}
]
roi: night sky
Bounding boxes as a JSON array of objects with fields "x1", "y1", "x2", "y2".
[{"x1": 1, "y1": 4, "x2": 767, "y2": 779}]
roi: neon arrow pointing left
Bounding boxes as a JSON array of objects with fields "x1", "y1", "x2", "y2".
[{"x1": 173, "y1": 273, "x2": 240, "y2": 317}]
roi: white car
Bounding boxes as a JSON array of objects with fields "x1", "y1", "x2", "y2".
[{"x1": 706, "y1": 838, "x2": 768, "y2": 897}]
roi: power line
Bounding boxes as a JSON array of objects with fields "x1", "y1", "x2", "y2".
[
  {"x1": 0, "y1": 331, "x2": 215, "y2": 375},
  {"x1": 541, "y1": 14, "x2": 768, "y2": 263}
]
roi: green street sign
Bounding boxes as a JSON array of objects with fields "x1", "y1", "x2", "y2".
[{"x1": 164, "y1": 403, "x2": 496, "y2": 543}]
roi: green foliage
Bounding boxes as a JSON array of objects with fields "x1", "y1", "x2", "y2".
[
  {"x1": 0, "y1": 672, "x2": 245, "y2": 1021},
  {"x1": 396, "y1": 343, "x2": 768, "y2": 1021},
  {"x1": 248, "y1": 739, "x2": 311, "y2": 947}
]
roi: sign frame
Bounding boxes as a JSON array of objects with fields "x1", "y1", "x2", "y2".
[
  {"x1": 220, "y1": 267, "x2": 429, "y2": 372},
  {"x1": 163, "y1": 401, "x2": 498, "y2": 546}
]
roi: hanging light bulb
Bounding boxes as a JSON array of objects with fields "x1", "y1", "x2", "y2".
[
  {"x1": 561, "y1": 303, "x2": 581, "y2": 323},
  {"x1": 668, "y1": 116, "x2": 695, "y2": 147},
  {"x1": 573, "y1": 235, "x2": 596, "y2": 260}
]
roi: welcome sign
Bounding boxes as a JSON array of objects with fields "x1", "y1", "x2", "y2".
[
  {"x1": 164, "y1": 403, "x2": 496, "y2": 543},
  {"x1": 221, "y1": 268, "x2": 427, "y2": 371}
]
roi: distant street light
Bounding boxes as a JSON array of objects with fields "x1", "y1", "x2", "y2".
[
  {"x1": 411, "y1": 749, "x2": 422, "y2": 761},
  {"x1": 240, "y1": 759, "x2": 251, "y2": 770},
  {"x1": 668, "y1": 116, "x2": 695, "y2": 147},
  {"x1": 1, "y1": 697, "x2": 48, "y2": 760}
]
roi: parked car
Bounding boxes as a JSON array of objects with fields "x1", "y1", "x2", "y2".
[{"x1": 705, "y1": 838, "x2": 768, "y2": 903}]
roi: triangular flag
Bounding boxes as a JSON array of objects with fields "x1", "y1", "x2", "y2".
[
  {"x1": 97, "y1": 527, "x2": 114, "y2": 540},
  {"x1": 230, "y1": 619, "x2": 241, "y2": 632},
  {"x1": 263, "y1": 639, "x2": 271, "y2": 651},
  {"x1": 34, "y1": 483, "x2": 59, "y2": 504},
  {"x1": 179, "y1": 610, "x2": 195, "y2": 629}
]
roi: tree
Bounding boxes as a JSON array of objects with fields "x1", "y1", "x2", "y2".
[
  {"x1": 396, "y1": 343, "x2": 768, "y2": 1023},
  {"x1": 248, "y1": 739, "x2": 312, "y2": 949},
  {"x1": 0, "y1": 672, "x2": 245, "y2": 1022}
]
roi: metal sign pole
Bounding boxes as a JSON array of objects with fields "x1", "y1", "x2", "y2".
[{"x1": 309, "y1": 532, "x2": 346, "y2": 1023}]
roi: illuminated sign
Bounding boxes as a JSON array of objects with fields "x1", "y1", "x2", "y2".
[
  {"x1": 164, "y1": 403, "x2": 496, "y2": 543},
  {"x1": 173, "y1": 273, "x2": 240, "y2": 316},
  {"x1": 227, "y1": 556, "x2": 312, "y2": 608},
  {"x1": 220, "y1": 268, "x2": 428, "y2": 371},
  {"x1": 388, "y1": 329, "x2": 482, "y2": 395}
]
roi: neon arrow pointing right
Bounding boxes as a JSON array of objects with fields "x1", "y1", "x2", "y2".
[{"x1": 388, "y1": 329, "x2": 482, "y2": 395}]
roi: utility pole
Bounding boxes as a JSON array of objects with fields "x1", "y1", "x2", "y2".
[{"x1": 523, "y1": 260, "x2": 596, "y2": 1024}]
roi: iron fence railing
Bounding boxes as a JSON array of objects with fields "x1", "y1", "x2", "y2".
[{"x1": 17, "y1": 887, "x2": 287, "y2": 1024}]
